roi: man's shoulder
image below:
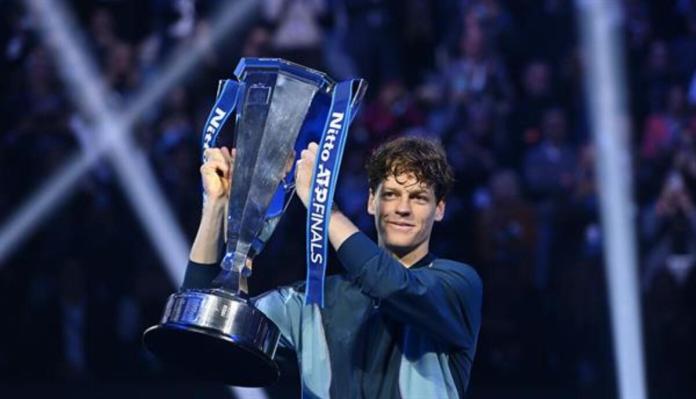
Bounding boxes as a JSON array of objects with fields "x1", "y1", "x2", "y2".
[
  {"x1": 430, "y1": 258, "x2": 482, "y2": 288},
  {"x1": 254, "y1": 274, "x2": 363, "y2": 314},
  {"x1": 429, "y1": 257, "x2": 475, "y2": 271},
  {"x1": 269, "y1": 274, "x2": 353, "y2": 296}
]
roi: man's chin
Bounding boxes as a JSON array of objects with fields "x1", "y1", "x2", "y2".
[{"x1": 383, "y1": 241, "x2": 417, "y2": 256}]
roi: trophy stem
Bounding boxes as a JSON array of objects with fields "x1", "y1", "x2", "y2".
[
  {"x1": 213, "y1": 245, "x2": 251, "y2": 294},
  {"x1": 211, "y1": 270, "x2": 239, "y2": 293}
]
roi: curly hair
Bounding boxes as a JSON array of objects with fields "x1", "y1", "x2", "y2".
[{"x1": 366, "y1": 136, "x2": 455, "y2": 201}]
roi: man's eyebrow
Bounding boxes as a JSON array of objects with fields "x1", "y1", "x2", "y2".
[{"x1": 408, "y1": 188, "x2": 432, "y2": 196}]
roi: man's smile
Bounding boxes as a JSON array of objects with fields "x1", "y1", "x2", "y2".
[{"x1": 386, "y1": 220, "x2": 416, "y2": 231}]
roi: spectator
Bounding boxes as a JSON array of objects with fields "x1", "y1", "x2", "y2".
[{"x1": 262, "y1": 0, "x2": 328, "y2": 69}]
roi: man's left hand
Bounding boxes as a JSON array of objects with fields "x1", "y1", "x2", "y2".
[{"x1": 295, "y1": 142, "x2": 319, "y2": 208}]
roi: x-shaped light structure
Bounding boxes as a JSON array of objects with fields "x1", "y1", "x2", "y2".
[
  {"x1": 4, "y1": 0, "x2": 268, "y2": 397},
  {"x1": 1, "y1": 0, "x2": 255, "y2": 279}
]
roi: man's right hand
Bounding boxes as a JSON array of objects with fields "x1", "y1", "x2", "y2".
[
  {"x1": 190, "y1": 146, "x2": 234, "y2": 265},
  {"x1": 193, "y1": 146, "x2": 256, "y2": 277},
  {"x1": 201, "y1": 146, "x2": 235, "y2": 204}
]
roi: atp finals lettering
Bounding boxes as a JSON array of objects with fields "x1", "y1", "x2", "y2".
[
  {"x1": 202, "y1": 107, "x2": 227, "y2": 149},
  {"x1": 309, "y1": 111, "x2": 345, "y2": 264}
]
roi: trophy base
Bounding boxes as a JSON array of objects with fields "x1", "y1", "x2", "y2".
[{"x1": 143, "y1": 289, "x2": 281, "y2": 387}]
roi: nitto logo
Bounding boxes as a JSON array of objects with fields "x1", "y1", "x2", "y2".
[
  {"x1": 319, "y1": 112, "x2": 344, "y2": 162},
  {"x1": 202, "y1": 107, "x2": 227, "y2": 149}
]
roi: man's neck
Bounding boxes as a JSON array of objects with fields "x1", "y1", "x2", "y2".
[{"x1": 382, "y1": 243, "x2": 430, "y2": 268}]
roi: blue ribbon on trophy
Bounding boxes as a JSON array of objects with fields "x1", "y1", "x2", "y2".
[
  {"x1": 305, "y1": 80, "x2": 361, "y2": 306},
  {"x1": 200, "y1": 79, "x2": 240, "y2": 153}
]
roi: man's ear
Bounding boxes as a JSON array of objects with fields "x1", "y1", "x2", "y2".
[
  {"x1": 434, "y1": 199, "x2": 446, "y2": 222},
  {"x1": 367, "y1": 188, "x2": 376, "y2": 215}
]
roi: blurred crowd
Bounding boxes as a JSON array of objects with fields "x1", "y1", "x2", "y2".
[{"x1": 1, "y1": 0, "x2": 696, "y2": 398}]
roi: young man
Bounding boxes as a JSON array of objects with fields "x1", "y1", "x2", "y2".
[{"x1": 184, "y1": 136, "x2": 482, "y2": 398}]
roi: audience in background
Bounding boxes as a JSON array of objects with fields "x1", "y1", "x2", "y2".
[{"x1": 1, "y1": 0, "x2": 695, "y2": 397}]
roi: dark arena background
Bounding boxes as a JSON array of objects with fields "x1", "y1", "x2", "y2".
[{"x1": 1, "y1": 0, "x2": 695, "y2": 398}]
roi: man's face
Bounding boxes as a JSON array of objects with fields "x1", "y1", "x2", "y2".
[{"x1": 368, "y1": 173, "x2": 445, "y2": 257}]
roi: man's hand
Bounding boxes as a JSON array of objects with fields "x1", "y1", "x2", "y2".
[
  {"x1": 201, "y1": 146, "x2": 235, "y2": 205},
  {"x1": 295, "y1": 142, "x2": 318, "y2": 208},
  {"x1": 190, "y1": 146, "x2": 234, "y2": 265}
]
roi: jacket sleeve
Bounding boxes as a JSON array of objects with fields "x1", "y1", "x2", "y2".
[
  {"x1": 181, "y1": 260, "x2": 220, "y2": 290},
  {"x1": 336, "y1": 232, "x2": 482, "y2": 350}
]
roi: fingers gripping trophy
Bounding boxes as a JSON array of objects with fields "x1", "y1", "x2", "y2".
[{"x1": 143, "y1": 59, "x2": 366, "y2": 386}]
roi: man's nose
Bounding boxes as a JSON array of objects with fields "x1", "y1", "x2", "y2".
[{"x1": 395, "y1": 197, "x2": 411, "y2": 215}]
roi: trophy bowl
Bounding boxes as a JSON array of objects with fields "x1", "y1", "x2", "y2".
[{"x1": 143, "y1": 289, "x2": 280, "y2": 386}]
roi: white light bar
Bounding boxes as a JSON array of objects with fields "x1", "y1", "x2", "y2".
[{"x1": 576, "y1": 1, "x2": 648, "y2": 399}]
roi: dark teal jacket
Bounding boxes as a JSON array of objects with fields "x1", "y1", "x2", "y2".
[{"x1": 183, "y1": 232, "x2": 482, "y2": 398}]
